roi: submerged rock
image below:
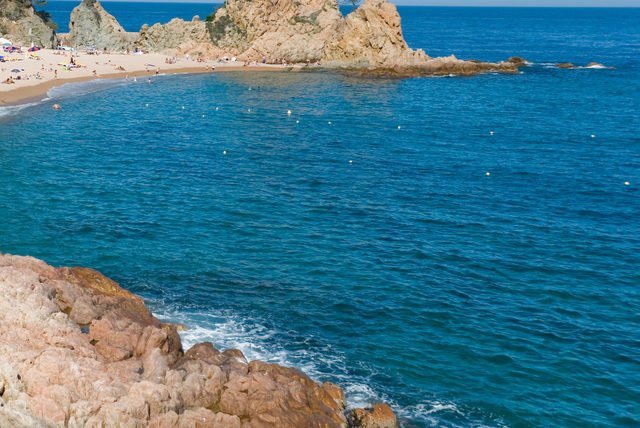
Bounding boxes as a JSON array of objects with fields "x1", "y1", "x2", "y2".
[
  {"x1": 0, "y1": 253, "x2": 383, "y2": 427},
  {"x1": 557, "y1": 62, "x2": 575, "y2": 69}
]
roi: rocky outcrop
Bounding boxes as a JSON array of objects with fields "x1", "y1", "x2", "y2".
[
  {"x1": 0, "y1": 253, "x2": 385, "y2": 427},
  {"x1": 0, "y1": 0, "x2": 57, "y2": 48},
  {"x1": 69, "y1": 0, "x2": 135, "y2": 51},
  {"x1": 208, "y1": 0, "x2": 343, "y2": 63},
  {"x1": 322, "y1": 0, "x2": 428, "y2": 68}
]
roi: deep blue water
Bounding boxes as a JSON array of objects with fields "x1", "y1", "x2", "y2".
[{"x1": 3, "y1": 5, "x2": 640, "y2": 428}]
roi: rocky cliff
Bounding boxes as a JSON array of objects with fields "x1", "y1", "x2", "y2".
[
  {"x1": 68, "y1": 0, "x2": 134, "y2": 51},
  {"x1": 0, "y1": 254, "x2": 398, "y2": 428},
  {"x1": 0, "y1": 0, "x2": 57, "y2": 48},
  {"x1": 64, "y1": 0, "x2": 521, "y2": 76}
]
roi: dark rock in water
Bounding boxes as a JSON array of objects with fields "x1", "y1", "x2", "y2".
[
  {"x1": 348, "y1": 403, "x2": 399, "y2": 428},
  {"x1": 557, "y1": 62, "x2": 575, "y2": 69},
  {"x1": 0, "y1": 253, "x2": 389, "y2": 427}
]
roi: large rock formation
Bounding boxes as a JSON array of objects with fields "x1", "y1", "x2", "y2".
[
  {"x1": 68, "y1": 0, "x2": 134, "y2": 51},
  {"x1": 0, "y1": 254, "x2": 390, "y2": 427},
  {"x1": 0, "y1": 0, "x2": 57, "y2": 48},
  {"x1": 62, "y1": 0, "x2": 521, "y2": 76}
]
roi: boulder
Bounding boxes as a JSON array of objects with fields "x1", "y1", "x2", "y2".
[
  {"x1": 0, "y1": 253, "x2": 380, "y2": 427},
  {"x1": 557, "y1": 62, "x2": 574, "y2": 69}
]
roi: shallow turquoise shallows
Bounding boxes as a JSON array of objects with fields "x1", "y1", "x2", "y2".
[{"x1": 2, "y1": 6, "x2": 639, "y2": 427}]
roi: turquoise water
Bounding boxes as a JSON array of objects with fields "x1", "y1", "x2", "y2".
[{"x1": 3, "y1": 6, "x2": 640, "y2": 428}]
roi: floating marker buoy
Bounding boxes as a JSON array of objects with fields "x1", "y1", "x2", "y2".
[
  {"x1": 287, "y1": 110, "x2": 292, "y2": 116},
  {"x1": 202, "y1": 114, "x2": 205, "y2": 118},
  {"x1": 296, "y1": 120, "x2": 299, "y2": 124},
  {"x1": 490, "y1": 131, "x2": 495, "y2": 136},
  {"x1": 349, "y1": 160, "x2": 353, "y2": 164},
  {"x1": 486, "y1": 172, "x2": 491, "y2": 176},
  {"x1": 624, "y1": 181, "x2": 630, "y2": 186},
  {"x1": 247, "y1": 109, "x2": 251, "y2": 112},
  {"x1": 328, "y1": 121, "x2": 332, "y2": 125},
  {"x1": 145, "y1": 103, "x2": 149, "y2": 108},
  {"x1": 215, "y1": 107, "x2": 219, "y2": 111},
  {"x1": 397, "y1": 126, "x2": 401, "y2": 130},
  {"x1": 182, "y1": 106, "x2": 185, "y2": 110},
  {"x1": 223, "y1": 150, "x2": 227, "y2": 155},
  {"x1": 591, "y1": 134, "x2": 596, "y2": 138}
]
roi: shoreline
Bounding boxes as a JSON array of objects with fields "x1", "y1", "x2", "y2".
[{"x1": 0, "y1": 64, "x2": 298, "y2": 107}]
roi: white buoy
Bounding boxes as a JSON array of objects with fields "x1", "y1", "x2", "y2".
[
  {"x1": 349, "y1": 160, "x2": 353, "y2": 164},
  {"x1": 624, "y1": 181, "x2": 630, "y2": 186},
  {"x1": 287, "y1": 110, "x2": 292, "y2": 116},
  {"x1": 145, "y1": 103, "x2": 149, "y2": 108},
  {"x1": 486, "y1": 171, "x2": 491, "y2": 176},
  {"x1": 591, "y1": 134, "x2": 596, "y2": 138},
  {"x1": 328, "y1": 121, "x2": 332, "y2": 125},
  {"x1": 202, "y1": 114, "x2": 205, "y2": 118},
  {"x1": 397, "y1": 126, "x2": 401, "y2": 130},
  {"x1": 490, "y1": 131, "x2": 495, "y2": 136},
  {"x1": 247, "y1": 108, "x2": 251, "y2": 112},
  {"x1": 215, "y1": 107, "x2": 219, "y2": 111},
  {"x1": 296, "y1": 120, "x2": 299, "y2": 124},
  {"x1": 223, "y1": 150, "x2": 227, "y2": 155}
]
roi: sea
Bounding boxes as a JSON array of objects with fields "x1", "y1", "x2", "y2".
[{"x1": 2, "y1": 3, "x2": 639, "y2": 427}]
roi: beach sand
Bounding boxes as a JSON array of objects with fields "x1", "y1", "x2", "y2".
[{"x1": 0, "y1": 49, "x2": 297, "y2": 106}]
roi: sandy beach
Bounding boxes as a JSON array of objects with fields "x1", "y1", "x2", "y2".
[{"x1": 0, "y1": 49, "x2": 297, "y2": 106}]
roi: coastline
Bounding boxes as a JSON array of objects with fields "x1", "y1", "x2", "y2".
[{"x1": 0, "y1": 49, "x2": 299, "y2": 107}]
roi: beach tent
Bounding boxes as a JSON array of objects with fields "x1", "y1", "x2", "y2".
[{"x1": 0, "y1": 38, "x2": 13, "y2": 46}]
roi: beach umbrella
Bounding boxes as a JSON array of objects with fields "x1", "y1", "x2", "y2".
[
  {"x1": 28, "y1": 46, "x2": 41, "y2": 52},
  {"x1": 11, "y1": 69, "x2": 21, "y2": 73}
]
